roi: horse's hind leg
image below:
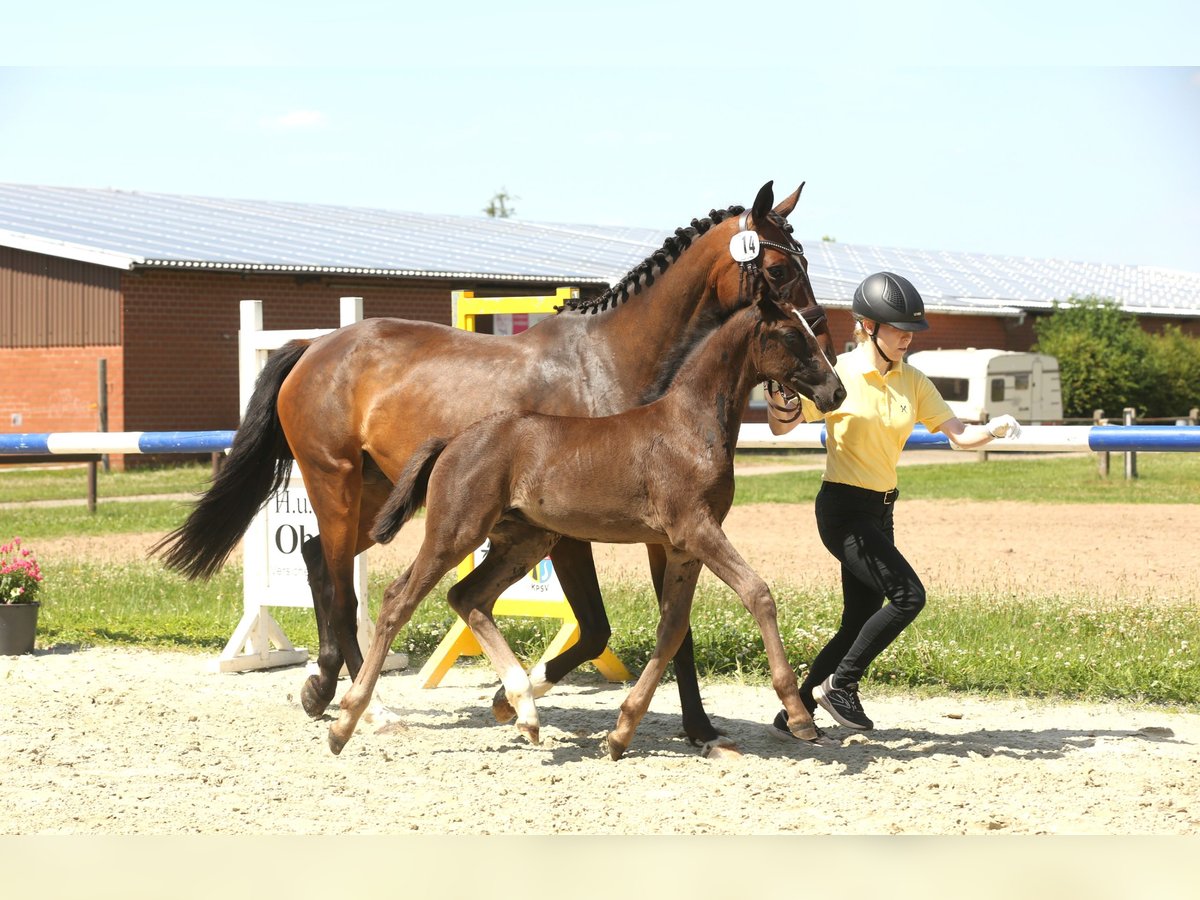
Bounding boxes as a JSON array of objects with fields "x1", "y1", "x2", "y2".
[
  {"x1": 297, "y1": 459, "x2": 373, "y2": 718},
  {"x1": 449, "y1": 523, "x2": 558, "y2": 745},
  {"x1": 645, "y1": 543, "x2": 725, "y2": 751},
  {"x1": 605, "y1": 552, "x2": 703, "y2": 761},
  {"x1": 299, "y1": 535, "x2": 341, "y2": 717}
]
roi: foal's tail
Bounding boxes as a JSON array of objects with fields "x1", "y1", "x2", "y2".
[
  {"x1": 370, "y1": 437, "x2": 449, "y2": 545},
  {"x1": 150, "y1": 339, "x2": 311, "y2": 579}
]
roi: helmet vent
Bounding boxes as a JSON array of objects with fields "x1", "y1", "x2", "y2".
[{"x1": 880, "y1": 276, "x2": 907, "y2": 312}]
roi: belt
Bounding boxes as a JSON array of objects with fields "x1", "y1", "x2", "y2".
[{"x1": 821, "y1": 481, "x2": 900, "y2": 505}]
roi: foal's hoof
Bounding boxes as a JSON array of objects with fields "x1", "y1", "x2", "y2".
[
  {"x1": 328, "y1": 727, "x2": 348, "y2": 757},
  {"x1": 517, "y1": 722, "x2": 541, "y2": 746},
  {"x1": 602, "y1": 732, "x2": 628, "y2": 761},
  {"x1": 301, "y1": 675, "x2": 333, "y2": 719},
  {"x1": 492, "y1": 686, "x2": 517, "y2": 723},
  {"x1": 701, "y1": 736, "x2": 743, "y2": 760}
]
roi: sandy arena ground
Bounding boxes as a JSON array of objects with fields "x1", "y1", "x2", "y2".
[{"x1": 4, "y1": 490, "x2": 1198, "y2": 836}]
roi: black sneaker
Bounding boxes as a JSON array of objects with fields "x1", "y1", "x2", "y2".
[
  {"x1": 770, "y1": 709, "x2": 841, "y2": 748},
  {"x1": 813, "y1": 675, "x2": 874, "y2": 730}
]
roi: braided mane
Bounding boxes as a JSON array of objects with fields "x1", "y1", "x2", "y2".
[{"x1": 558, "y1": 205, "x2": 747, "y2": 315}]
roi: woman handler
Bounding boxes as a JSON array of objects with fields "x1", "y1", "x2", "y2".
[{"x1": 767, "y1": 271, "x2": 1021, "y2": 735}]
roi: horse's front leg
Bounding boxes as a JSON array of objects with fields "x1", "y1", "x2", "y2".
[
  {"x1": 605, "y1": 552, "x2": 702, "y2": 761},
  {"x1": 491, "y1": 537, "x2": 611, "y2": 723},
  {"x1": 677, "y1": 518, "x2": 817, "y2": 742},
  {"x1": 645, "y1": 543, "x2": 726, "y2": 753}
]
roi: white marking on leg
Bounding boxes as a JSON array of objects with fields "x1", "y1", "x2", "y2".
[
  {"x1": 529, "y1": 662, "x2": 554, "y2": 698},
  {"x1": 502, "y1": 664, "x2": 540, "y2": 738}
]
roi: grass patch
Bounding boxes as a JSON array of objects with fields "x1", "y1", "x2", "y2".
[
  {"x1": 31, "y1": 559, "x2": 1199, "y2": 709},
  {"x1": 9, "y1": 455, "x2": 1199, "y2": 708},
  {"x1": 1, "y1": 500, "x2": 197, "y2": 541},
  {"x1": 735, "y1": 452, "x2": 1200, "y2": 504},
  {"x1": 0, "y1": 461, "x2": 211, "y2": 503}
]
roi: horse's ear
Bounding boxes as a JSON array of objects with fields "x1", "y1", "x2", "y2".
[
  {"x1": 749, "y1": 181, "x2": 775, "y2": 228},
  {"x1": 773, "y1": 183, "x2": 805, "y2": 219}
]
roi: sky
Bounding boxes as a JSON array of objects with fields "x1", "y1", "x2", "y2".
[{"x1": 2, "y1": 1, "x2": 1199, "y2": 272}]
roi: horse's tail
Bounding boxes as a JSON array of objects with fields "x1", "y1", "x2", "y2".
[
  {"x1": 150, "y1": 339, "x2": 311, "y2": 579},
  {"x1": 370, "y1": 437, "x2": 449, "y2": 545}
]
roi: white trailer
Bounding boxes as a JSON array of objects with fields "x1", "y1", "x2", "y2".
[{"x1": 906, "y1": 349, "x2": 1064, "y2": 424}]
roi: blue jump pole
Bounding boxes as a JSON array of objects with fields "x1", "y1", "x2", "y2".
[
  {"x1": 0, "y1": 431, "x2": 237, "y2": 455},
  {"x1": 735, "y1": 423, "x2": 1200, "y2": 452},
  {"x1": 3, "y1": 425, "x2": 1200, "y2": 457}
]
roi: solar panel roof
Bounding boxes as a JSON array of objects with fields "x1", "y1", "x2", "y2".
[{"x1": 1, "y1": 183, "x2": 1197, "y2": 316}]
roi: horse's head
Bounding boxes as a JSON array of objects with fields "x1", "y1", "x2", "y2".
[
  {"x1": 714, "y1": 181, "x2": 839, "y2": 367},
  {"x1": 752, "y1": 295, "x2": 846, "y2": 414}
]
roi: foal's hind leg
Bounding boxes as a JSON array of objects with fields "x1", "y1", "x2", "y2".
[
  {"x1": 492, "y1": 537, "x2": 611, "y2": 723},
  {"x1": 449, "y1": 522, "x2": 559, "y2": 745},
  {"x1": 605, "y1": 552, "x2": 703, "y2": 761}
]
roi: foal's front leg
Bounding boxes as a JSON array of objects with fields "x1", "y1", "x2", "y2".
[
  {"x1": 676, "y1": 517, "x2": 817, "y2": 742},
  {"x1": 605, "y1": 552, "x2": 703, "y2": 761}
]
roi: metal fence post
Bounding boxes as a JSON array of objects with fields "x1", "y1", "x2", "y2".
[
  {"x1": 1094, "y1": 409, "x2": 1109, "y2": 478},
  {"x1": 1123, "y1": 407, "x2": 1138, "y2": 480}
]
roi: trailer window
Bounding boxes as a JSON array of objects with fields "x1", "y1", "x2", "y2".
[
  {"x1": 1014, "y1": 374, "x2": 1029, "y2": 391},
  {"x1": 991, "y1": 377, "x2": 1005, "y2": 402},
  {"x1": 929, "y1": 377, "x2": 969, "y2": 402}
]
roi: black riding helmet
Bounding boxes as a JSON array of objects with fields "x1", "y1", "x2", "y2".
[{"x1": 852, "y1": 272, "x2": 929, "y2": 332}]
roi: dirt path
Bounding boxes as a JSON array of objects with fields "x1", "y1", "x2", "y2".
[{"x1": 5, "y1": 498, "x2": 1198, "y2": 835}]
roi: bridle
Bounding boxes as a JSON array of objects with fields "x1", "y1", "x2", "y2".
[{"x1": 731, "y1": 212, "x2": 834, "y2": 423}]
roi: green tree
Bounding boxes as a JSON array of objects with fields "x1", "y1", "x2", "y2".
[
  {"x1": 483, "y1": 188, "x2": 518, "y2": 218},
  {"x1": 1032, "y1": 296, "x2": 1154, "y2": 417},
  {"x1": 1144, "y1": 324, "x2": 1200, "y2": 418}
]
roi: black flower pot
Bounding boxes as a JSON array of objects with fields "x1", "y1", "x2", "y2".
[{"x1": 0, "y1": 601, "x2": 39, "y2": 655}]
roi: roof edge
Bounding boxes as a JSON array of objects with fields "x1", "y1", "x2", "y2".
[
  {"x1": 0, "y1": 229, "x2": 141, "y2": 270},
  {"x1": 133, "y1": 259, "x2": 612, "y2": 284}
]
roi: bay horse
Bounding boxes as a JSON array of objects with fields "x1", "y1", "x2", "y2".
[
  {"x1": 152, "y1": 181, "x2": 836, "y2": 755},
  {"x1": 328, "y1": 292, "x2": 845, "y2": 758}
]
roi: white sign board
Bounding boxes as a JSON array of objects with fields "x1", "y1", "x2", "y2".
[{"x1": 472, "y1": 539, "x2": 563, "y2": 601}]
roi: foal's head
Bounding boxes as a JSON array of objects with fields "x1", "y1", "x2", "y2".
[{"x1": 752, "y1": 296, "x2": 846, "y2": 413}]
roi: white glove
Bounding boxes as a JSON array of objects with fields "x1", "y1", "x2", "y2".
[{"x1": 987, "y1": 414, "x2": 1021, "y2": 440}]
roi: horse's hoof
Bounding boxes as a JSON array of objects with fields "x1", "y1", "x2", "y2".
[
  {"x1": 492, "y1": 686, "x2": 517, "y2": 723},
  {"x1": 701, "y1": 736, "x2": 743, "y2": 760},
  {"x1": 517, "y1": 723, "x2": 541, "y2": 746},
  {"x1": 604, "y1": 732, "x2": 628, "y2": 761},
  {"x1": 684, "y1": 719, "x2": 724, "y2": 748},
  {"x1": 301, "y1": 675, "x2": 332, "y2": 719}
]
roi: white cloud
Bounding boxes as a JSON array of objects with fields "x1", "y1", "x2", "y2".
[{"x1": 260, "y1": 109, "x2": 328, "y2": 130}]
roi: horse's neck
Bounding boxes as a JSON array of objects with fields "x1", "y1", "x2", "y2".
[
  {"x1": 564, "y1": 243, "x2": 725, "y2": 412},
  {"x1": 663, "y1": 312, "x2": 759, "y2": 440}
]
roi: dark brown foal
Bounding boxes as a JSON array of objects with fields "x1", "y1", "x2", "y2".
[{"x1": 328, "y1": 293, "x2": 845, "y2": 758}]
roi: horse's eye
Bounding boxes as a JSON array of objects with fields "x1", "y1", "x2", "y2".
[{"x1": 767, "y1": 265, "x2": 788, "y2": 281}]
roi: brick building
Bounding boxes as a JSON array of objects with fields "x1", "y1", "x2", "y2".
[{"x1": 3, "y1": 184, "x2": 1199, "y2": 458}]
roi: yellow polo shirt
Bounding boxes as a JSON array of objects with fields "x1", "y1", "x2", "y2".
[{"x1": 798, "y1": 342, "x2": 955, "y2": 492}]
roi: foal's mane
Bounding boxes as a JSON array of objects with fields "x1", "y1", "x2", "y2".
[{"x1": 559, "y1": 205, "x2": 747, "y2": 315}]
